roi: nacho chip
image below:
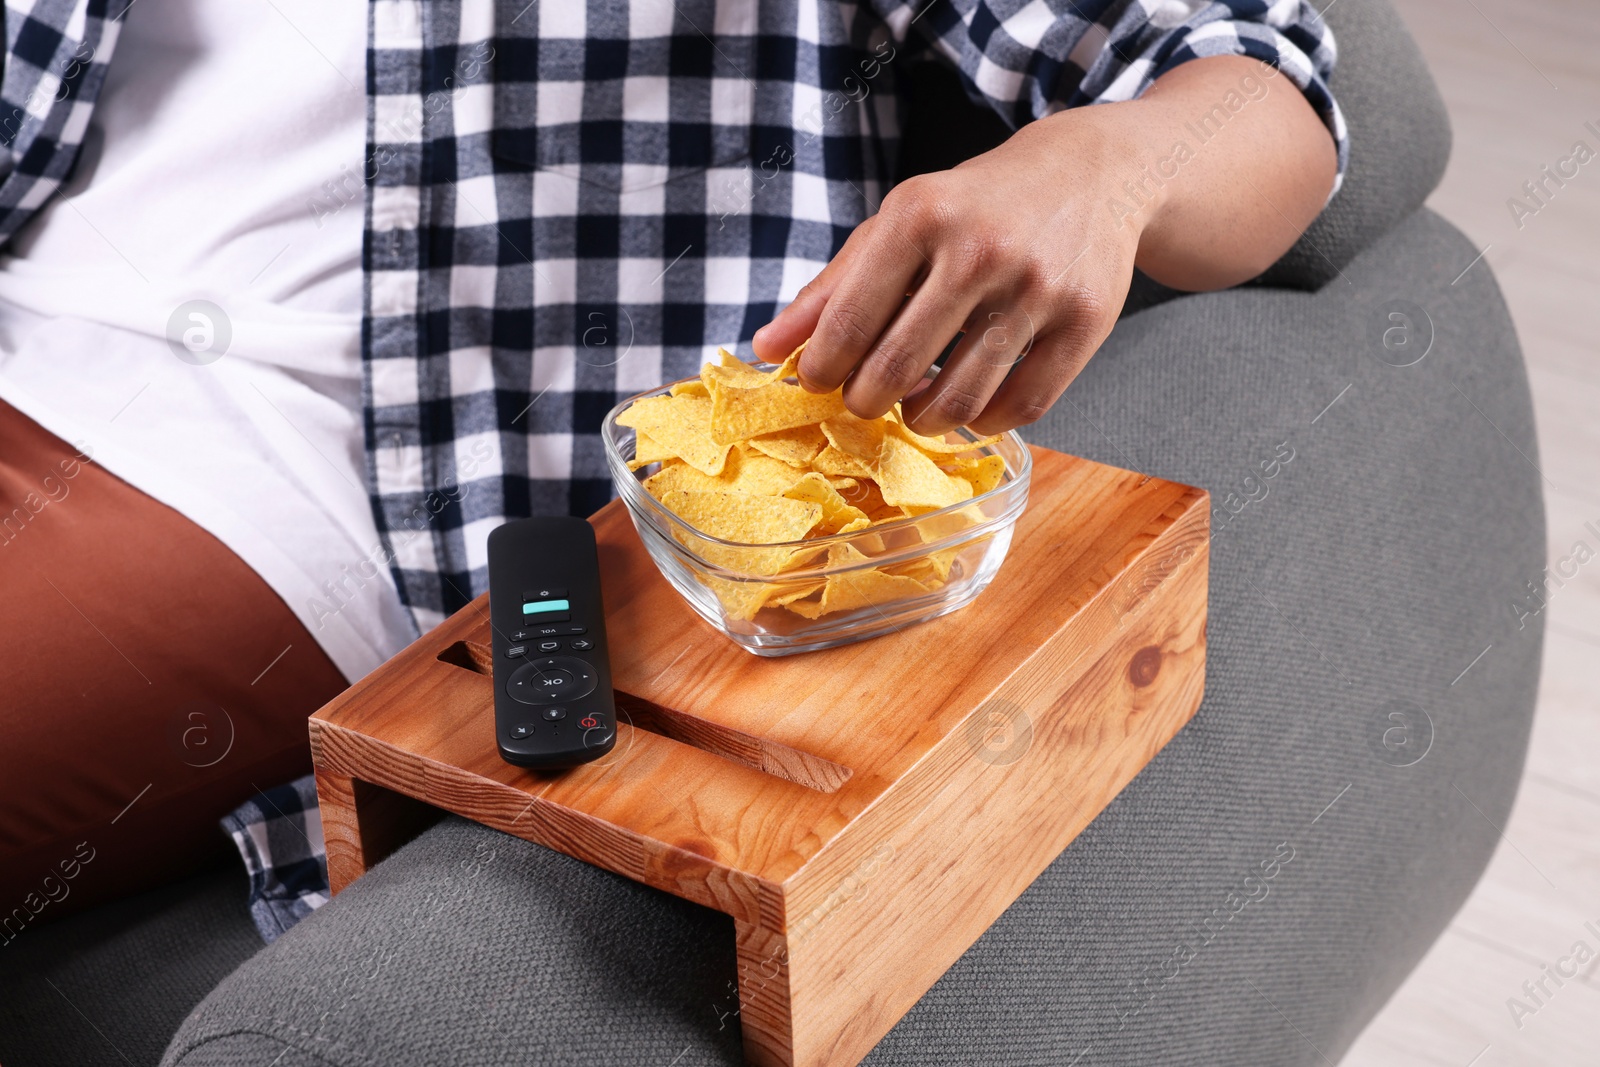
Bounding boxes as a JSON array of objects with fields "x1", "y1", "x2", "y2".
[
  {"x1": 771, "y1": 580, "x2": 827, "y2": 604},
  {"x1": 785, "y1": 566, "x2": 930, "y2": 618},
  {"x1": 825, "y1": 541, "x2": 874, "y2": 567},
  {"x1": 701, "y1": 575, "x2": 776, "y2": 622},
  {"x1": 820, "y1": 411, "x2": 887, "y2": 466},
  {"x1": 812, "y1": 446, "x2": 874, "y2": 479},
  {"x1": 747, "y1": 423, "x2": 828, "y2": 468},
  {"x1": 701, "y1": 342, "x2": 807, "y2": 390},
  {"x1": 723, "y1": 453, "x2": 811, "y2": 497},
  {"x1": 703, "y1": 573, "x2": 826, "y2": 622},
  {"x1": 906, "y1": 505, "x2": 990, "y2": 544},
  {"x1": 872, "y1": 435, "x2": 972, "y2": 510},
  {"x1": 617, "y1": 394, "x2": 732, "y2": 475},
  {"x1": 885, "y1": 411, "x2": 1002, "y2": 455},
  {"x1": 628, "y1": 431, "x2": 677, "y2": 471},
  {"x1": 707, "y1": 579, "x2": 825, "y2": 620},
  {"x1": 705, "y1": 352, "x2": 782, "y2": 387},
  {"x1": 643, "y1": 453, "x2": 740, "y2": 498},
  {"x1": 708, "y1": 377, "x2": 847, "y2": 445},
  {"x1": 705, "y1": 347, "x2": 768, "y2": 382},
  {"x1": 955, "y1": 453, "x2": 1007, "y2": 496},
  {"x1": 657, "y1": 489, "x2": 821, "y2": 574},
  {"x1": 881, "y1": 557, "x2": 941, "y2": 586},
  {"x1": 782, "y1": 473, "x2": 870, "y2": 535},
  {"x1": 883, "y1": 545, "x2": 962, "y2": 586},
  {"x1": 617, "y1": 347, "x2": 1015, "y2": 627},
  {"x1": 643, "y1": 449, "x2": 809, "y2": 500},
  {"x1": 777, "y1": 543, "x2": 832, "y2": 572}
]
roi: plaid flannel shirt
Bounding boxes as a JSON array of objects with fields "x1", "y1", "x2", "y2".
[
  {"x1": 220, "y1": 777, "x2": 330, "y2": 943},
  {"x1": 2, "y1": 0, "x2": 1346, "y2": 634}
]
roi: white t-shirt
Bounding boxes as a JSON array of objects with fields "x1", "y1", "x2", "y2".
[{"x1": 0, "y1": 0, "x2": 416, "y2": 682}]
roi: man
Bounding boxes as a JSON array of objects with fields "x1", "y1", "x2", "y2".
[{"x1": 0, "y1": 0, "x2": 1339, "y2": 918}]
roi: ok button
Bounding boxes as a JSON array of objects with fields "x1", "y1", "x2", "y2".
[
  {"x1": 536, "y1": 668, "x2": 575, "y2": 690},
  {"x1": 505, "y1": 656, "x2": 598, "y2": 706}
]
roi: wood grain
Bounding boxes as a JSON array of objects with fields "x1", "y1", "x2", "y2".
[
  {"x1": 738, "y1": 546, "x2": 1208, "y2": 1067},
  {"x1": 310, "y1": 444, "x2": 1209, "y2": 1067}
]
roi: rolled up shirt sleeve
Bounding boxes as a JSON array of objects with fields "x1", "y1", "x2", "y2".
[{"x1": 876, "y1": 0, "x2": 1349, "y2": 195}]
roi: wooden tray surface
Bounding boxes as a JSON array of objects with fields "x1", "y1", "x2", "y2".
[{"x1": 310, "y1": 444, "x2": 1209, "y2": 1067}]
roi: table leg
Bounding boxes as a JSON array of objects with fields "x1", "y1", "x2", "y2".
[{"x1": 315, "y1": 770, "x2": 440, "y2": 894}]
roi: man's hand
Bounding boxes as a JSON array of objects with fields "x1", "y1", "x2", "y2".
[{"x1": 752, "y1": 55, "x2": 1337, "y2": 437}]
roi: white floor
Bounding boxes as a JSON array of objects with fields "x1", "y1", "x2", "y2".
[{"x1": 1343, "y1": 1, "x2": 1600, "y2": 1063}]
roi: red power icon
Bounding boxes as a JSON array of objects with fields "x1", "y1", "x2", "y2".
[{"x1": 580, "y1": 716, "x2": 599, "y2": 729}]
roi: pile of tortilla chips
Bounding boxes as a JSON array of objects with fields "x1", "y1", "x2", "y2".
[{"x1": 617, "y1": 344, "x2": 1007, "y2": 622}]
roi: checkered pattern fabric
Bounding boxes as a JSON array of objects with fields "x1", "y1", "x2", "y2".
[
  {"x1": 220, "y1": 776, "x2": 331, "y2": 943},
  {"x1": 0, "y1": 0, "x2": 129, "y2": 241},
  {"x1": 0, "y1": 0, "x2": 1345, "y2": 633},
  {"x1": 365, "y1": 0, "x2": 1347, "y2": 631}
]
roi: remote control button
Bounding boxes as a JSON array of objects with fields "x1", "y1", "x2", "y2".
[
  {"x1": 541, "y1": 707, "x2": 567, "y2": 721},
  {"x1": 580, "y1": 715, "x2": 599, "y2": 729},
  {"x1": 537, "y1": 640, "x2": 561, "y2": 652},
  {"x1": 505, "y1": 657, "x2": 599, "y2": 705},
  {"x1": 522, "y1": 587, "x2": 567, "y2": 600},
  {"x1": 506, "y1": 644, "x2": 527, "y2": 658},
  {"x1": 509, "y1": 723, "x2": 533, "y2": 739},
  {"x1": 521, "y1": 596, "x2": 571, "y2": 622},
  {"x1": 520, "y1": 611, "x2": 571, "y2": 623},
  {"x1": 517, "y1": 624, "x2": 584, "y2": 640},
  {"x1": 570, "y1": 638, "x2": 594, "y2": 651}
]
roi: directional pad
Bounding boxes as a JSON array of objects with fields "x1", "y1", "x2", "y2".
[{"x1": 505, "y1": 656, "x2": 599, "y2": 706}]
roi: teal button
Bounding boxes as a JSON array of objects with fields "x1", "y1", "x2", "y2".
[{"x1": 523, "y1": 599, "x2": 570, "y2": 614}]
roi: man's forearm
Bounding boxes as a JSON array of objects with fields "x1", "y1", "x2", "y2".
[
  {"x1": 1079, "y1": 55, "x2": 1339, "y2": 291},
  {"x1": 755, "y1": 53, "x2": 1341, "y2": 435}
]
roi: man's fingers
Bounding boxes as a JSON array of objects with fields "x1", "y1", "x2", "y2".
[
  {"x1": 966, "y1": 273, "x2": 1122, "y2": 434},
  {"x1": 900, "y1": 304, "x2": 1035, "y2": 434},
  {"x1": 751, "y1": 289, "x2": 829, "y2": 368},
  {"x1": 838, "y1": 268, "x2": 980, "y2": 419},
  {"x1": 751, "y1": 257, "x2": 843, "y2": 368},
  {"x1": 965, "y1": 327, "x2": 1095, "y2": 436},
  {"x1": 797, "y1": 220, "x2": 925, "y2": 393}
]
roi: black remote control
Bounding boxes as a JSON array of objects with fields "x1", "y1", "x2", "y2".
[{"x1": 488, "y1": 517, "x2": 616, "y2": 768}]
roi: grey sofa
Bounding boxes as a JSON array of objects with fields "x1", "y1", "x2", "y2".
[{"x1": 0, "y1": 1, "x2": 1545, "y2": 1064}]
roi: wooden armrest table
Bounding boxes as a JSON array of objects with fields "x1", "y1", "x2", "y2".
[{"x1": 309, "y1": 445, "x2": 1209, "y2": 1067}]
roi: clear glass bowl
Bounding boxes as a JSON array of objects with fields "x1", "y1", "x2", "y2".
[{"x1": 601, "y1": 378, "x2": 1032, "y2": 656}]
